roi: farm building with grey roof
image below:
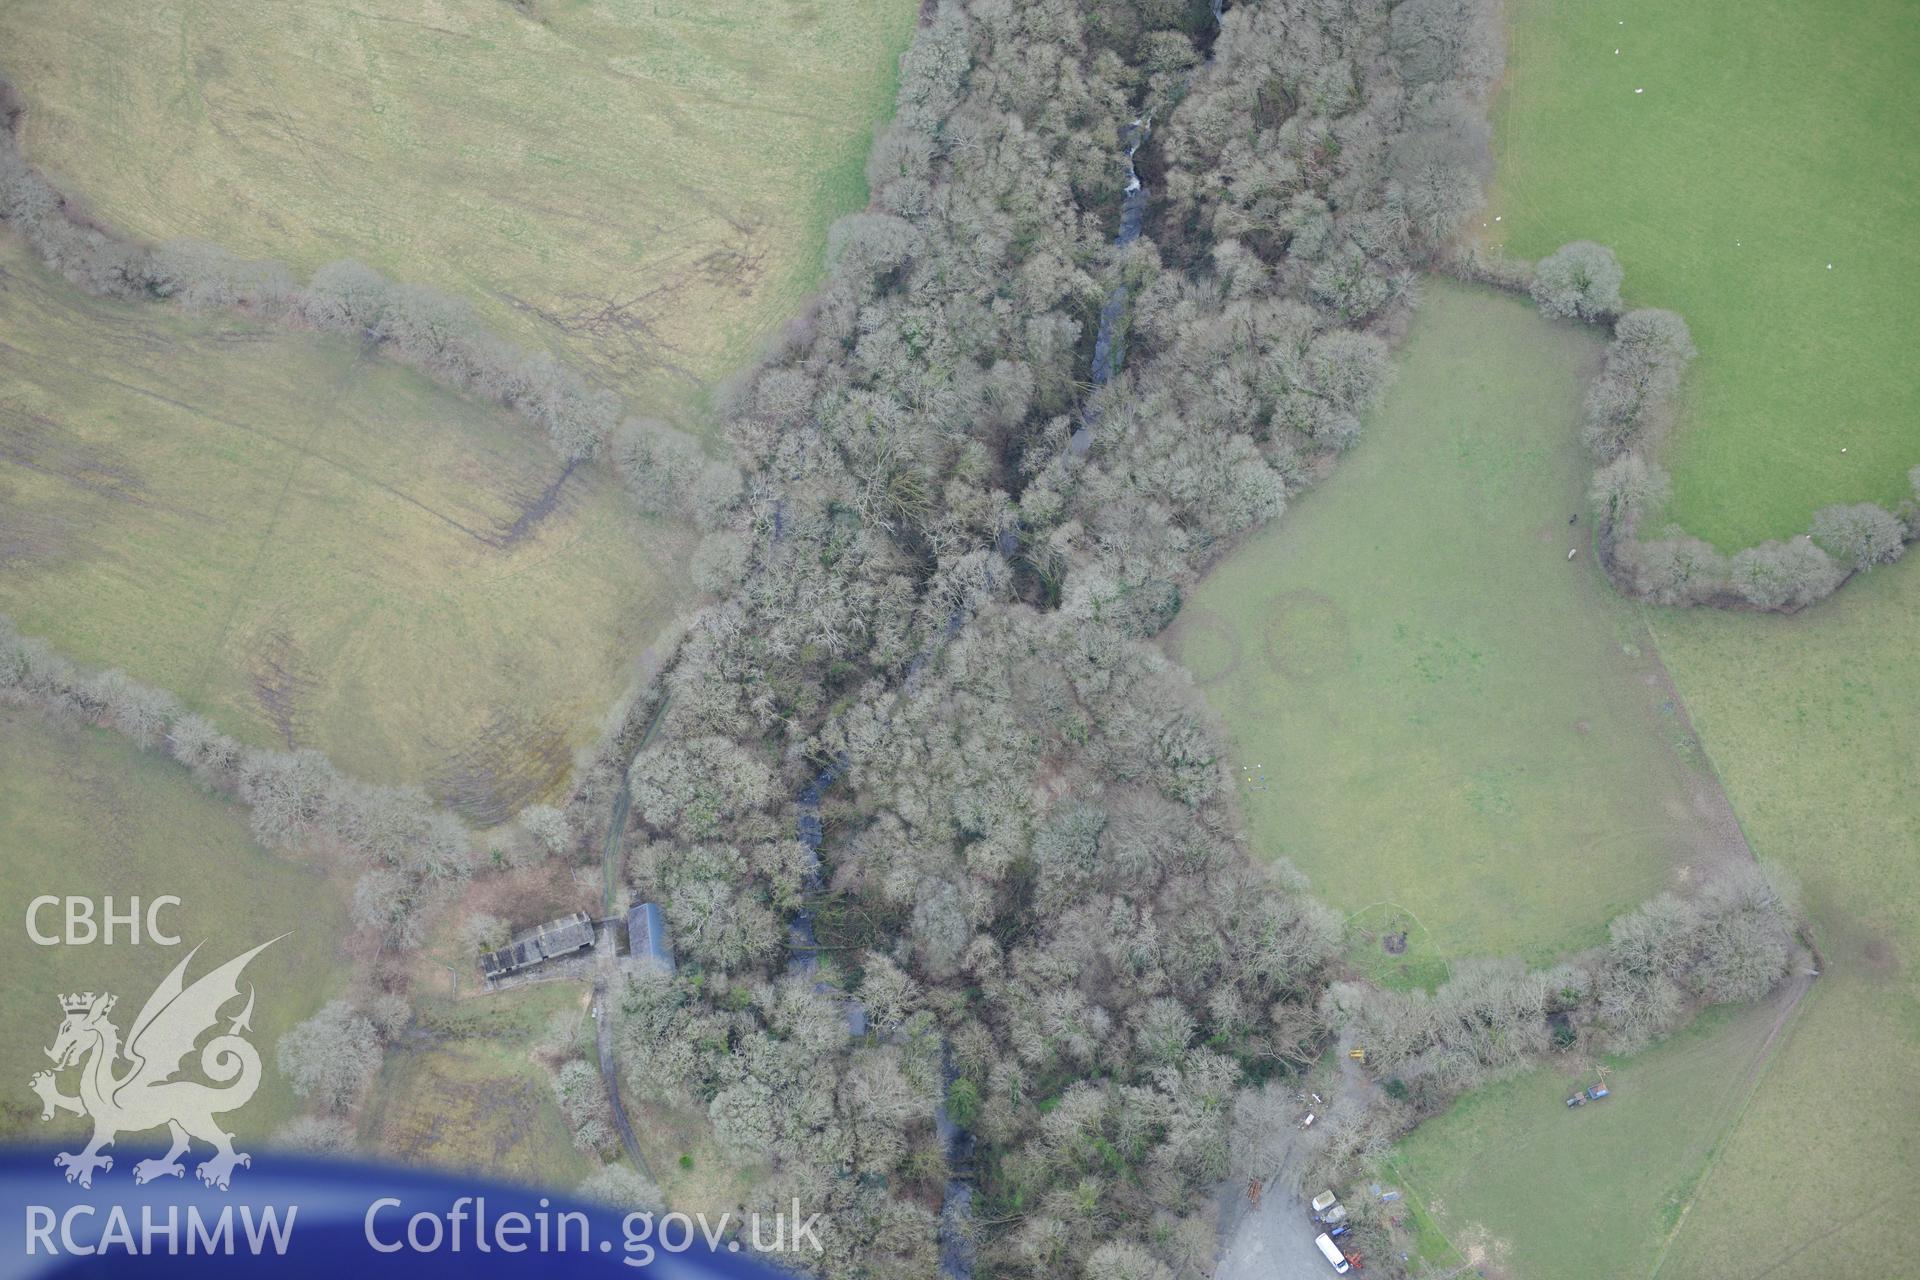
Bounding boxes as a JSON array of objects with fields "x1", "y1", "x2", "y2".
[
  {"x1": 480, "y1": 910, "x2": 595, "y2": 981},
  {"x1": 625, "y1": 901, "x2": 674, "y2": 972}
]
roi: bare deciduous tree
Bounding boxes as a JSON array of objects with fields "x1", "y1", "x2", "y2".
[
  {"x1": 1532, "y1": 240, "x2": 1624, "y2": 323},
  {"x1": 276, "y1": 1001, "x2": 381, "y2": 1114}
]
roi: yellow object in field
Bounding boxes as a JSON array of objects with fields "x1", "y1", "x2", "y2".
[{"x1": 1349, "y1": 1048, "x2": 1367, "y2": 1062}]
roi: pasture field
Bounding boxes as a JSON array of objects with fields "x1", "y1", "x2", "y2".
[
  {"x1": 0, "y1": 0, "x2": 918, "y2": 423},
  {"x1": 1169, "y1": 281, "x2": 1744, "y2": 971},
  {"x1": 1412, "y1": 5, "x2": 1920, "y2": 1273},
  {"x1": 0, "y1": 235, "x2": 693, "y2": 821},
  {"x1": 1389, "y1": 559, "x2": 1920, "y2": 1279},
  {"x1": 361, "y1": 983, "x2": 598, "y2": 1189},
  {"x1": 1640, "y1": 559, "x2": 1920, "y2": 1277},
  {"x1": 1485, "y1": 0, "x2": 1920, "y2": 547},
  {"x1": 0, "y1": 704, "x2": 350, "y2": 1142},
  {"x1": 1391, "y1": 990, "x2": 1804, "y2": 1280}
]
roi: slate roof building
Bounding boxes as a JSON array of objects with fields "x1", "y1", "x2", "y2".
[
  {"x1": 480, "y1": 910, "x2": 595, "y2": 981},
  {"x1": 625, "y1": 901, "x2": 674, "y2": 973}
]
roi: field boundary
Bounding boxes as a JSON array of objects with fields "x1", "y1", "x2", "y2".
[
  {"x1": 1377, "y1": 1155, "x2": 1472, "y2": 1275},
  {"x1": 1640, "y1": 603, "x2": 1823, "y2": 1279},
  {"x1": 1644, "y1": 971, "x2": 1814, "y2": 1278}
]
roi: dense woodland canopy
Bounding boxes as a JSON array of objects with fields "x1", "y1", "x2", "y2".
[{"x1": 591, "y1": 0, "x2": 1520, "y2": 1274}]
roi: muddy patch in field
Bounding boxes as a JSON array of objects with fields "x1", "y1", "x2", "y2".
[
  {"x1": 0, "y1": 476, "x2": 89, "y2": 570},
  {"x1": 247, "y1": 622, "x2": 317, "y2": 749},
  {"x1": 0, "y1": 404, "x2": 152, "y2": 515},
  {"x1": 489, "y1": 458, "x2": 579, "y2": 550},
  {"x1": 430, "y1": 706, "x2": 573, "y2": 826},
  {"x1": 505, "y1": 227, "x2": 768, "y2": 388},
  {"x1": 1452, "y1": 1221, "x2": 1515, "y2": 1278},
  {"x1": 1861, "y1": 934, "x2": 1901, "y2": 979}
]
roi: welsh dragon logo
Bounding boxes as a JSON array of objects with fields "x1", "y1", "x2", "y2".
[{"x1": 30, "y1": 938, "x2": 280, "y2": 1190}]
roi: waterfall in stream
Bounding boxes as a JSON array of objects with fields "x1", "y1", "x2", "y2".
[
  {"x1": 939, "y1": 14, "x2": 1230, "y2": 1274},
  {"x1": 1090, "y1": 119, "x2": 1151, "y2": 383},
  {"x1": 1070, "y1": 0, "x2": 1236, "y2": 463},
  {"x1": 1070, "y1": 116, "x2": 1151, "y2": 458}
]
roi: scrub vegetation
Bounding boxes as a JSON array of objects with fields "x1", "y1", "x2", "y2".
[{"x1": 359, "y1": 983, "x2": 602, "y2": 1189}]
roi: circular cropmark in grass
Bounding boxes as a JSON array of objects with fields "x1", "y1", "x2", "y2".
[
  {"x1": 1262, "y1": 590, "x2": 1353, "y2": 682},
  {"x1": 1165, "y1": 606, "x2": 1242, "y2": 685}
]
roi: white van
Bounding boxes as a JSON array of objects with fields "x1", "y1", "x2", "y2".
[{"x1": 1314, "y1": 1232, "x2": 1351, "y2": 1274}]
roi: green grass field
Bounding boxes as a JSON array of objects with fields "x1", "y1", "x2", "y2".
[
  {"x1": 1392, "y1": 560, "x2": 1920, "y2": 1280},
  {"x1": 1486, "y1": 0, "x2": 1920, "y2": 547},
  {"x1": 361, "y1": 983, "x2": 599, "y2": 1189},
  {"x1": 0, "y1": 704, "x2": 350, "y2": 1142},
  {"x1": 1392, "y1": 993, "x2": 1802, "y2": 1280},
  {"x1": 0, "y1": 0, "x2": 917, "y2": 423},
  {"x1": 1640, "y1": 560, "x2": 1920, "y2": 1277},
  {"x1": 0, "y1": 235, "x2": 692, "y2": 820},
  {"x1": 1396, "y1": 5, "x2": 1920, "y2": 1274},
  {"x1": 1170, "y1": 281, "x2": 1745, "y2": 971}
]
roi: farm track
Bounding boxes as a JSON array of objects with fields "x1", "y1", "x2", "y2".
[
  {"x1": 589, "y1": 690, "x2": 672, "y2": 1182},
  {"x1": 1647, "y1": 968, "x2": 1814, "y2": 1278},
  {"x1": 592, "y1": 925, "x2": 648, "y2": 1181},
  {"x1": 1635, "y1": 604, "x2": 1824, "y2": 1278},
  {"x1": 1213, "y1": 1053, "x2": 1383, "y2": 1280}
]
